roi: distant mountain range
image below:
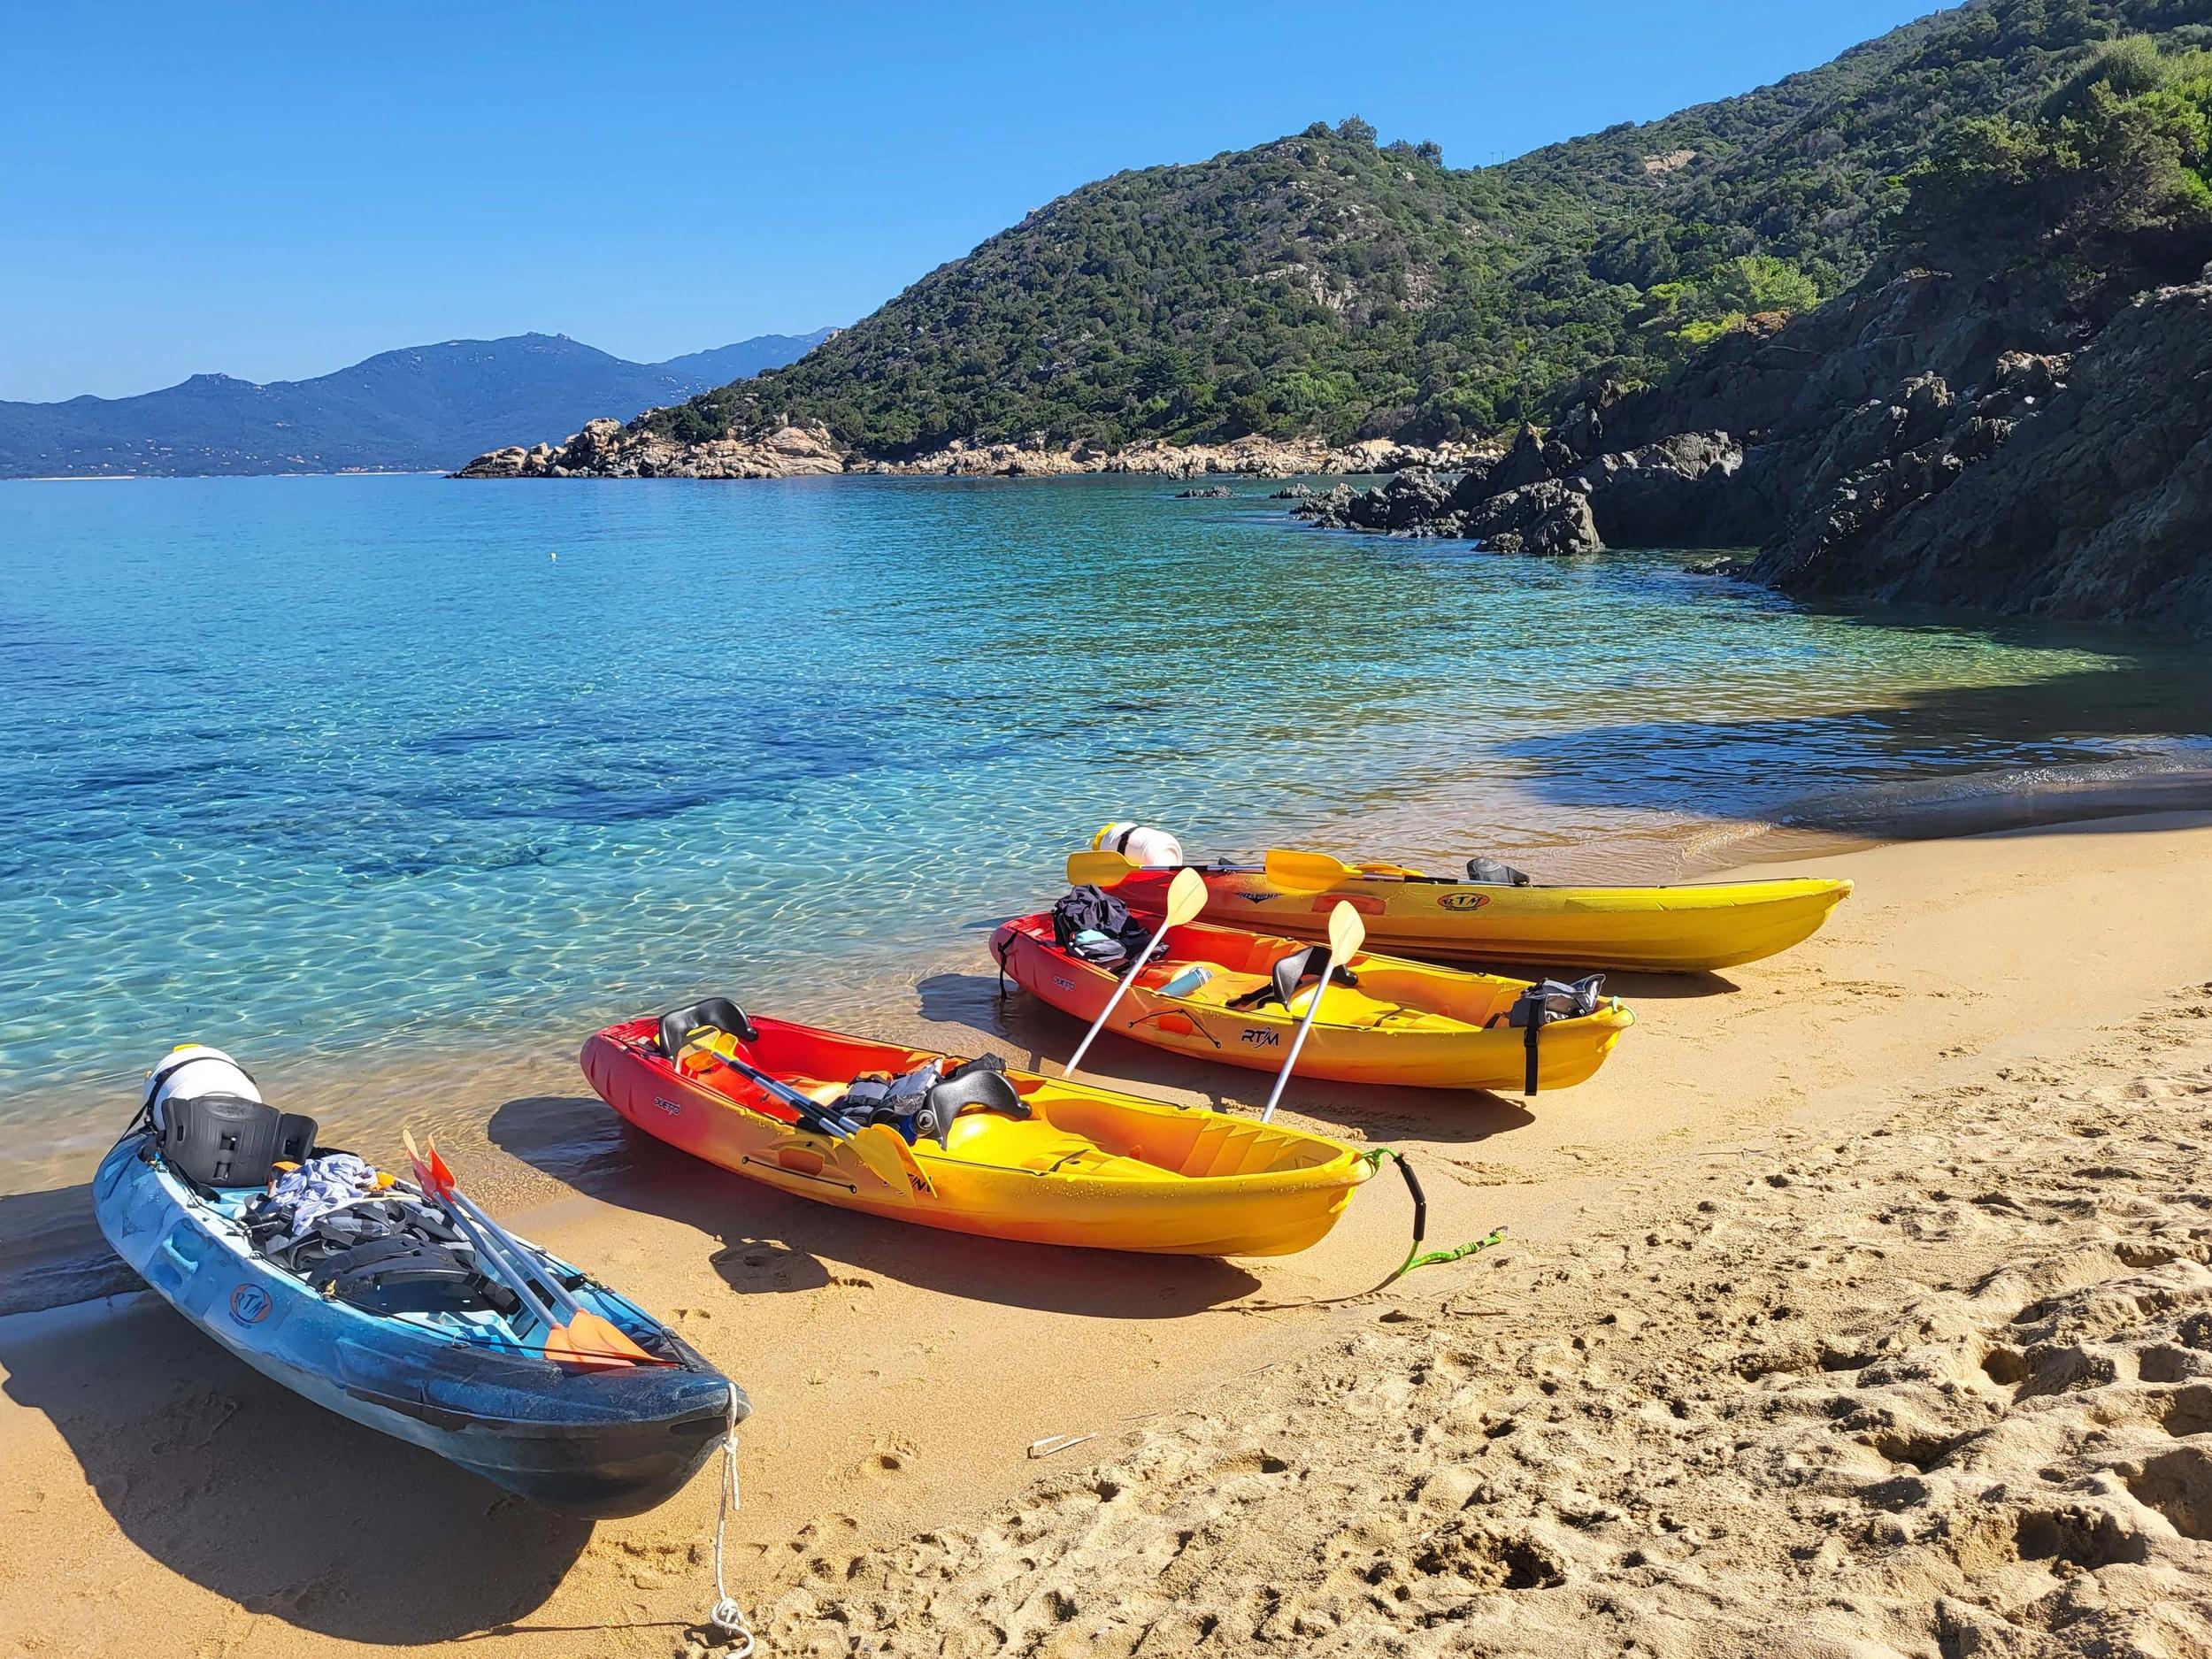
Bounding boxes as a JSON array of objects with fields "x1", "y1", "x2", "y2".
[{"x1": 0, "y1": 329, "x2": 836, "y2": 478}]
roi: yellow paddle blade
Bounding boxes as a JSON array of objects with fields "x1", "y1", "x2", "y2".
[
  {"x1": 852, "y1": 1123, "x2": 933, "y2": 1199},
  {"x1": 1263, "y1": 848, "x2": 1357, "y2": 890},
  {"x1": 1066, "y1": 849, "x2": 1140, "y2": 888},
  {"x1": 1326, "y1": 899, "x2": 1367, "y2": 963},
  {"x1": 1162, "y1": 865, "x2": 1208, "y2": 926}
]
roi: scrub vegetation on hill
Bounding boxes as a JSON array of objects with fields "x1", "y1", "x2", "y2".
[{"x1": 635, "y1": 0, "x2": 2212, "y2": 459}]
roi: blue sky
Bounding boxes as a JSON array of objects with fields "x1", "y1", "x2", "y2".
[{"x1": 1, "y1": 3, "x2": 1942, "y2": 402}]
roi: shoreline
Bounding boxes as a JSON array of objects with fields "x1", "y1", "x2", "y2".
[
  {"x1": 9, "y1": 762, "x2": 2212, "y2": 1317},
  {"x1": 6, "y1": 805, "x2": 2212, "y2": 1655}
]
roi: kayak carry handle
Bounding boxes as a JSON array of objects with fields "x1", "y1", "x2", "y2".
[
  {"x1": 1394, "y1": 1153, "x2": 1428, "y2": 1251},
  {"x1": 1361, "y1": 1148, "x2": 1505, "y2": 1280}
]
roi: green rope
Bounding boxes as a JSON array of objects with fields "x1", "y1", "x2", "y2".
[
  {"x1": 1361, "y1": 1146, "x2": 1509, "y2": 1279},
  {"x1": 1399, "y1": 1225, "x2": 1508, "y2": 1279}
]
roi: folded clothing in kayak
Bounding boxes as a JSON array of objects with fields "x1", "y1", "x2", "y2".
[{"x1": 245, "y1": 1154, "x2": 515, "y2": 1317}]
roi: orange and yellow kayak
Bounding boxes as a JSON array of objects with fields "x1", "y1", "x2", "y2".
[
  {"x1": 992, "y1": 912, "x2": 1632, "y2": 1092},
  {"x1": 581, "y1": 1002, "x2": 1374, "y2": 1256},
  {"x1": 1098, "y1": 847, "x2": 1850, "y2": 973}
]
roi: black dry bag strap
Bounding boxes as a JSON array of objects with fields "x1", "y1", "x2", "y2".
[{"x1": 1525, "y1": 1006, "x2": 1542, "y2": 1098}]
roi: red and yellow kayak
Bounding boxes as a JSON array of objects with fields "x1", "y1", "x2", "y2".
[
  {"x1": 580, "y1": 1002, "x2": 1375, "y2": 1256},
  {"x1": 992, "y1": 912, "x2": 1632, "y2": 1092},
  {"x1": 1101, "y1": 847, "x2": 1850, "y2": 973}
]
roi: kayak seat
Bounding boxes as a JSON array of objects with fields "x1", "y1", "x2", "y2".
[
  {"x1": 1160, "y1": 967, "x2": 1266, "y2": 1007},
  {"x1": 657, "y1": 996, "x2": 758, "y2": 1061},
  {"x1": 159, "y1": 1094, "x2": 319, "y2": 1189}
]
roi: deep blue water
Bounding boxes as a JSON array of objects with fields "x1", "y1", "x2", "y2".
[{"x1": 4, "y1": 473, "x2": 2208, "y2": 1172}]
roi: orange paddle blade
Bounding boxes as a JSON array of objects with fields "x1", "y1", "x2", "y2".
[
  {"x1": 424, "y1": 1134, "x2": 663, "y2": 1368},
  {"x1": 542, "y1": 1321, "x2": 649, "y2": 1371},
  {"x1": 401, "y1": 1127, "x2": 441, "y2": 1194}
]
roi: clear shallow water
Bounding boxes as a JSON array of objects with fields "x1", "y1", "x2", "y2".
[{"x1": 4, "y1": 473, "x2": 2210, "y2": 1181}]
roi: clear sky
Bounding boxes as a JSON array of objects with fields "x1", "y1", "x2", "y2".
[{"x1": 1, "y1": 3, "x2": 1944, "y2": 403}]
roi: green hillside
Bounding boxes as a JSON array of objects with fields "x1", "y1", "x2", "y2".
[{"x1": 648, "y1": 0, "x2": 2212, "y2": 459}]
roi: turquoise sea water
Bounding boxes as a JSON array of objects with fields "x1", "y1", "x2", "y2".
[{"x1": 5, "y1": 473, "x2": 2210, "y2": 1182}]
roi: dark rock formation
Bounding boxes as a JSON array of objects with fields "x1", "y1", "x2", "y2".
[
  {"x1": 1173, "y1": 485, "x2": 1235, "y2": 498},
  {"x1": 1290, "y1": 264, "x2": 2212, "y2": 633},
  {"x1": 1748, "y1": 275, "x2": 2212, "y2": 629}
]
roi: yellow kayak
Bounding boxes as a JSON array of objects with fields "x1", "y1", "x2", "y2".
[
  {"x1": 1095, "y1": 846, "x2": 1850, "y2": 973},
  {"x1": 582, "y1": 1001, "x2": 1378, "y2": 1256},
  {"x1": 994, "y1": 911, "x2": 1633, "y2": 1092}
]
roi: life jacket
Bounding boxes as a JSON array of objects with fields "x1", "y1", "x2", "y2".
[{"x1": 832, "y1": 1054, "x2": 1029, "y2": 1144}]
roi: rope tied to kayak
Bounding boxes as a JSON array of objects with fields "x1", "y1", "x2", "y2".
[
  {"x1": 703, "y1": 1380, "x2": 756, "y2": 1655},
  {"x1": 1361, "y1": 1147, "x2": 1508, "y2": 1279}
]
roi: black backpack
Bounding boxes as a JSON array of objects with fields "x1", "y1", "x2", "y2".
[{"x1": 1050, "y1": 886, "x2": 1159, "y2": 964}]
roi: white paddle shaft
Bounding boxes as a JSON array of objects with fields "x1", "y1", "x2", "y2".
[
  {"x1": 1259, "y1": 954, "x2": 1333, "y2": 1124},
  {"x1": 1061, "y1": 915, "x2": 1172, "y2": 1078}
]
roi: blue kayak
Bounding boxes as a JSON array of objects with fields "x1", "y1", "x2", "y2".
[{"x1": 95, "y1": 1118, "x2": 742, "y2": 1517}]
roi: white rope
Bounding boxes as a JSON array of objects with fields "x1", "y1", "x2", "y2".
[{"x1": 704, "y1": 1381, "x2": 756, "y2": 1655}]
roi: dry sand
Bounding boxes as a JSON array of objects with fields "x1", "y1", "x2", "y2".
[{"x1": 4, "y1": 813, "x2": 2211, "y2": 1657}]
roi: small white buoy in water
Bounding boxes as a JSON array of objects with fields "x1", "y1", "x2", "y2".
[{"x1": 549, "y1": 551, "x2": 557, "y2": 561}]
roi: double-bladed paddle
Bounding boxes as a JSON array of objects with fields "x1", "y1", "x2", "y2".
[
  {"x1": 402, "y1": 1130, "x2": 660, "y2": 1368},
  {"x1": 1062, "y1": 865, "x2": 1208, "y2": 1077},
  {"x1": 1064, "y1": 848, "x2": 1145, "y2": 889},
  {"x1": 1258, "y1": 899, "x2": 1366, "y2": 1124},
  {"x1": 1262, "y1": 848, "x2": 1369, "y2": 890},
  {"x1": 689, "y1": 1033, "x2": 935, "y2": 1199}
]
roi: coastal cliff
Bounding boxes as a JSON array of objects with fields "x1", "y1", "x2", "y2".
[
  {"x1": 1300, "y1": 267, "x2": 2212, "y2": 634},
  {"x1": 1297, "y1": 28, "x2": 2212, "y2": 635}
]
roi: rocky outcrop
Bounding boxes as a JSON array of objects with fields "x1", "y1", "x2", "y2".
[
  {"x1": 1289, "y1": 264, "x2": 2212, "y2": 632},
  {"x1": 1748, "y1": 277, "x2": 2212, "y2": 630},
  {"x1": 1295, "y1": 427, "x2": 1755, "y2": 555},
  {"x1": 457, "y1": 422, "x2": 1485, "y2": 482},
  {"x1": 457, "y1": 418, "x2": 845, "y2": 479}
]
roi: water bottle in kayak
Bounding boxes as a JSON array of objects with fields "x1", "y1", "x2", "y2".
[{"x1": 1157, "y1": 964, "x2": 1212, "y2": 999}]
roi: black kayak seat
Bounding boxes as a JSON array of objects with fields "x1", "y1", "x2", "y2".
[
  {"x1": 1228, "y1": 947, "x2": 1358, "y2": 1012},
  {"x1": 1465, "y1": 856, "x2": 1534, "y2": 887},
  {"x1": 159, "y1": 1094, "x2": 318, "y2": 1189},
  {"x1": 657, "y1": 996, "x2": 760, "y2": 1060},
  {"x1": 923, "y1": 1066, "x2": 1030, "y2": 1140}
]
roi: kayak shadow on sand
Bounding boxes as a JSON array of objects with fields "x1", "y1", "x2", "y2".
[
  {"x1": 488, "y1": 1093, "x2": 1263, "y2": 1317},
  {"x1": 0, "y1": 1289, "x2": 594, "y2": 1645},
  {"x1": 914, "y1": 971, "x2": 1540, "y2": 1146}
]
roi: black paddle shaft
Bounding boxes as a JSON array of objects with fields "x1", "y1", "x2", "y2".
[{"x1": 704, "y1": 1046, "x2": 859, "y2": 1139}]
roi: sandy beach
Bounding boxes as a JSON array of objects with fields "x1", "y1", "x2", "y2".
[{"x1": 5, "y1": 810, "x2": 2211, "y2": 1657}]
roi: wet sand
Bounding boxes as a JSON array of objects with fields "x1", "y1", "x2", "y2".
[{"x1": 4, "y1": 810, "x2": 2212, "y2": 1655}]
